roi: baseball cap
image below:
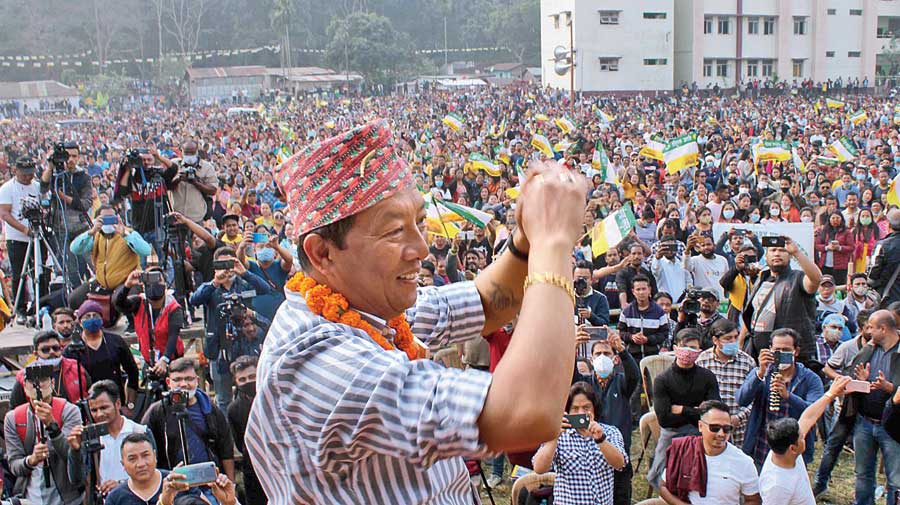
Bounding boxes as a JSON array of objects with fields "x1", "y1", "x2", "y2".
[
  {"x1": 821, "y1": 275, "x2": 835, "y2": 286},
  {"x1": 699, "y1": 288, "x2": 719, "y2": 300}
]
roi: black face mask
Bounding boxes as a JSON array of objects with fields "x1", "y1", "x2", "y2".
[
  {"x1": 237, "y1": 381, "x2": 256, "y2": 398},
  {"x1": 147, "y1": 283, "x2": 166, "y2": 301}
]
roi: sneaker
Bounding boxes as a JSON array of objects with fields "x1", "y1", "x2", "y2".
[
  {"x1": 812, "y1": 483, "x2": 827, "y2": 499},
  {"x1": 15, "y1": 313, "x2": 26, "y2": 326},
  {"x1": 486, "y1": 475, "x2": 502, "y2": 488}
]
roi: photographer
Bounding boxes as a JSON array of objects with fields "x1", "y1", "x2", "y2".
[
  {"x1": 190, "y1": 247, "x2": 271, "y2": 411},
  {"x1": 226, "y1": 356, "x2": 265, "y2": 505},
  {"x1": 63, "y1": 300, "x2": 140, "y2": 413},
  {"x1": 113, "y1": 268, "x2": 186, "y2": 377},
  {"x1": 68, "y1": 204, "x2": 152, "y2": 318},
  {"x1": 235, "y1": 226, "x2": 292, "y2": 322},
  {"x1": 675, "y1": 288, "x2": 725, "y2": 349},
  {"x1": 650, "y1": 235, "x2": 691, "y2": 303},
  {"x1": 0, "y1": 156, "x2": 41, "y2": 323},
  {"x1": 41, "y1": 141, "x2": 93, "y2": 284},
  {"x1": 67, "y1": 380, "x2": 152, "y2": 497},
  {"x1": 114, "y1": 146, "x2": 178, "y2": 257},
  {"x1": 720, "y1": 244, "x2": 762, "y2": 323},
  {"x1": 4, "y1": 363, "x2": 84, "y2": 505},
  {"x1": 169, "y1": 141, "x2": 218, "y2": 225},
  {"x1": 10, "y1": 331, "x2": 90, "y2": 409},
  {"x1": 141, "y1": 358, "x2": 235, "y2": 482},
  {"x1": 573, "y1": 260, "x2": 610, "y2": 326}
]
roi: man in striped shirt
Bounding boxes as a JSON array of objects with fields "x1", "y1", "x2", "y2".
[{"x1": 245, "y1": 119, "x2": 589, "y2": 504}]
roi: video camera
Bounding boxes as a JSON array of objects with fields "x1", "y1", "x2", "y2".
[
  {"x1": 219, "y1": 290, "x2": 256, "y2": 323},
  {"x1": 48, "y1": 142, "x2": 69, "y2": 172},
  {"x1": 682, "y1": 288, "x2": 704, "y2": 316},
  {"x1": 163, "y1": 388, "x2": 189, "y2": 411},
  {"x1": 81, "y1": 422, "x2": 109, "y2": 453},
  {"x1": 20, "y1": 196, "x2": 50, "y2": 226},
  {"x1": 574, "y1": 277, "x2": 590, "y2": 298}
]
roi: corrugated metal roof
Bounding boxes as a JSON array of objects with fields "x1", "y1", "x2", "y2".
[
  {"x1": 0, "y1": 80, "x2": 80, "y2": 99},
  {"x1": 185, "y1": 66, "x2": 268, "y2": 79}
]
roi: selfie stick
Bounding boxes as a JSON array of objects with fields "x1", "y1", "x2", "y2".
[{"x1": 30, "y1": 382, "x2": 52, "y2": 489}]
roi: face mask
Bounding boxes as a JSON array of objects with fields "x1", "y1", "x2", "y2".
[
  {"x1": 435, "y1": 180, "x2": 444, "y2": 188},
  {"x1": 770, "y1": 207, "x2": 781, "y2": 216},
  {"x1": 182, "y1": 155, "x2": 199, "y2": 165},
  {"x1": 739, "y1": 187, "x2": 749, "y2": 195},
  {"x1": 81, "y1": 317, "x2": 103, "y2": 333},
  {"x1": 237, "y1": 381, "x2": 256, "y2": 398},
  {"x1": 36, "y1": 357, "x2": 62, "y2": 368},
  {"x1": 823, "y1": 327, "x2": 842, "y2": 343},
  {"x1": 853, "y1": 285, "x2": 868, "y2": 297},
  {"x1": 256, "y1": 247, "x2": 276, "y2": 263},
  {"x1": 856, "y1": 173, "x2": 866, "y2": 180},
  {"x1": 674, "y1": 346, "x2": 701, "y2": 367},
  {"x1": 723, "y1": 209, "x2": 735, "y2": 219},
  {"x1": 861, "y1": 216, "x2": 873, "y2": 226},
  {"x1": 147, "y1": 283, "x2": 166, "y2": 301},
  {"x1": 184, "y1": 388, "x2": 197, "y2": 399},
  {"x1": 720, "y1": 341, "x2": 739, "y2": 356},
  {"x1": 593, "y1": 355, "x2": 615, "y2": 379},
  {"x1": 101, "y1": 224, "x2": 116, "y2": 235},
  {"x1": 749, "y1": 214, "x2": 761, "y2": 223},
  {"x1": 781, "y1": 202, "x2": 791, "y2": 210},
  {"x1": 699, "y1": 215, "x2": 711, "y2": 224},
  {"x1": 800, "y1": 215, "x2": 812, "y2": 223}
]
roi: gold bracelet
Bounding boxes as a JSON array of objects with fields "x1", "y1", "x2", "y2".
[{"x1": 524, "y1": 272, "x2": 576, "y2": 306}]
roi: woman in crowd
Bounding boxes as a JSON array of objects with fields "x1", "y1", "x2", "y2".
[{"x1": 815, "y1": 211, "x2": 855, "y2": 285}]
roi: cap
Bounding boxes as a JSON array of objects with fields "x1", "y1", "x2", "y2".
[
  {"x1": 821, "y1": 275, "x2": 835, "y2": 286},
  {"x1": 276, "y1": 118, "x2": 413, "y2": 239},
  {"x1": 15, "y1": 156, "x2": 35, "y2": 173},
  {"x1": 699, "y1": 288, "x2": 719, "y2": 299},
  {"x1": 222, "y1": 213, "x2": 240, "y2": 224},
  {"x1": 77, "y1": 300, "x2": 104, "y2": 318}
]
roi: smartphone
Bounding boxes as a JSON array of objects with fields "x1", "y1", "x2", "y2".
[
  {"x1": 172, "y1": 462, "x2": 217, "y2": 487},
  {"x1": 140, "y1": 271, "x2": 164, "y2": 285},
  {"x1": 761, "y1": 236, "x2": 786, "y2": 248},
  {"x1": 82, "y1": 422, "x2": 110, "y2": 440},
  {"x1": 776, "y1": 351, "x2": 795, "y2": 366},
  {"x1": 100, "y1": 215, "x2": 118, "y2": 226},
  {"x1": 252, "y1": 232, "x2": 268, "y2": 243},
  {"x1": 584, "y1": 326, "x2": 608, "y2": 340},
  {"x1": 846, "y1": 380, "x2": 872, "y2": 394},
  {"x1": 212, "y1": 259, "x2": 235, "y2": 271},
  {"x1": 465, "y1": 230, "x2": 475, "y2": 240},
  {"x1": 564, "y1": 414, "x2": 590, "y2": 430}
]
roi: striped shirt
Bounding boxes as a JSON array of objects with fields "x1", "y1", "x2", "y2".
[
  {"x1": 245, "y1": 281, "x2": 493, "y2": 504},
  {"x1": 696, "y1": 348, "x2": 756, "y2": 448}
]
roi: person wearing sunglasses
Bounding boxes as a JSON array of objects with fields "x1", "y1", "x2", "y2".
[
  {"x1": 9, "y1": 330, "x2": 90, "y2": 409},
  {"x1": 660, "y1": 400, "x2": 762, "y2": 505}
]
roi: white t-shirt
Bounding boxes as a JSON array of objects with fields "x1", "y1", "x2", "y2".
[
  {"x1": 99, "y1": 418, "x2": 150, "y2": 483},
  {"x1": 0, "y1": 178, "x2": 40, "y2": 242},
  {"x1": 759, "y1": 452, "x2": 815, "y2": 505},
  {"x1": 663, "y1": 443, "x2": 760, "y2": 504},
  {"x1": 685, "y1": 254, "x2": 729, "y2": 300}
]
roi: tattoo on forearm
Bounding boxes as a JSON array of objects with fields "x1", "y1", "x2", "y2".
[{"x1": 488, "y1": 281, "x2": 517, "y2": 312}]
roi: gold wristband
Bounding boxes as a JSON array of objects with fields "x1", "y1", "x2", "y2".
[{"x1": 524, "y1": 272, "x2": 576, "y2": 306}]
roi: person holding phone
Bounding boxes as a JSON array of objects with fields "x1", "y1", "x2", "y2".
[
  {"x1": 235, "y1": 225, "x2": 293, "y2": 322},
  {"x1": 814, "y1": 212, "x2": 854, "y2": 287},
  {"x1": 532, "y1": 382, "x2": 626, "y2": 505}
]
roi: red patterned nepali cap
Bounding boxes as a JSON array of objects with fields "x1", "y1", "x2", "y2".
[{"x1": 276, "y1": 119, "x2": 413, "y2": 238}]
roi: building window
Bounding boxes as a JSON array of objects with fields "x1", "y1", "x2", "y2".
[
  {"x1": 704, "y1": 17, "x2": 714, "y2": 34},
  {"x1": 826, "y1": 51, "x2": 835, "y2": 57},
  {"x1": 718, "y1": 16, "x2": 730, "y2": 34},
  {"x1": 764, "y1": 17, "x2": 775, "y2": 35},
  {"x1": 598, "y1": 10, "x2": 620, "y2": 24},
  {"x1": 848, "y1": 51, "x2": 861, "y2": 57},
  {"x1": 643, "y1": 12, "x2": 667, "y2": 19},
  {"x1": 793, "y1": 17, "x2": 806, "y2": 35},
  {"x1": 598, "y1": 57, "x2": 620, "y2": 71},
  {"x1": 644, "y1": 58, "x2": 668, "y2": 65},
  {"x1": 762, "y1": 60, "x2": 774, "y2": 77},
  {"x1": 792, "y1": 59, "x2": 804, "y2": 78},
  {"x1": 551, "y1": 14, "x2": 560, "y2": 29},
  {"x1": 703, "y1": 60, "x2": 713, "y2": 77},
  {"x1": 850, "y1": 9, "x2": 863, "y2": 16},
  {"x1": 716, "y1": 59, "x2": 728, "y2": 77},
  {"x1": 747, "y1": 60, "x2": 758, "y2": 77},
  {"x1": 827, "y1": 8, "x2": 836, "y2": 15},
  {"x1": 747, "y1": 17, "x2": 759, "y2": 34}
]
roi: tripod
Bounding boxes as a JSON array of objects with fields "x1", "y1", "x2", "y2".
[
  {"x1": 132, "y1": 296, "x2": 167, "y2": 421},
  {"x1": 171, "y1": 404, "x2": 191, "y2": 467},
  {"x1": 66, "y1": 335, "x2": 104, "y2": 505},
  {"x1": 13, "y1": 223, "x2": 64, "y2": 326}
]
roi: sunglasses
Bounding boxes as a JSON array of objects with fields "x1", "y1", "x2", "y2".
[
  {"x1": 701, "y1": 420, "x2": 734, "y2": 434},
  {"x1": 38, "y1": 345, "x2": 61, "y2": 354}
]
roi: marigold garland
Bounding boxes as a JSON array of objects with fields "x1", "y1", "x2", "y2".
[{"x1": 286, "y1": 272, "x2": 426, "y2": 360}]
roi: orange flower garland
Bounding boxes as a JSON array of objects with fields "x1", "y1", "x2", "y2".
[{"x1": 286, "y1": 272, "x2": 426, "y2": 360}]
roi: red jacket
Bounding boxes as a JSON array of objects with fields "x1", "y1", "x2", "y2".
[
  {"x1": 135, "y1": 295, "x2": 185, "y2": 362},
  {"x1": 15, "y1": 357, "x2": 88, "y2": 404},
  {"x1": 815, "y1": 228, "x2": 855, "y2": 270},
  {"x1": 664, "y1": 435, "x2": 708, "y2": 502}
]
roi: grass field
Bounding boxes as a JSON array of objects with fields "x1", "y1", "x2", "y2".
[{"x1": 478, "y1": 429, "x2": 862, "y2": 504}]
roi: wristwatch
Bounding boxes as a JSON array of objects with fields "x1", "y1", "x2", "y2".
[{"x1": 127, "y1": 402, "x2": 136, "y2": 410}]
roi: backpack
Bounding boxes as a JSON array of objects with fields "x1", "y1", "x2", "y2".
[{"x1": 14, "y1": 398, "x2": 66, "y2": 442}]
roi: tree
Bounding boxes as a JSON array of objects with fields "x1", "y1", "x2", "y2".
[
  {"x1": 159, "y1": 0, "x2": 209, "y2": 61},
  {"x1": 487, "y1": 0, "x2": 539, "y2": 64},
  {"x1": 324, "y1": 11, "x2": 419, "y2": 85}
]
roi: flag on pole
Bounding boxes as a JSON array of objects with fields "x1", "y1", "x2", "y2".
[
  {"x1": 425, "y1": 194, "x2": 493, "y2": 228},
  {"x1": 497, "y1": 147, "x2": 511, "y2": 165},
  {"x1": 826, "y1": 98, "x2": 846, "y2": 108},
  {"x1": 791, "y1": 147, "x2": 806, "y2": 173},
  {"x1": 639, "y1": 135, "x2": 666, "y2": 161},
  {"x1": 814, "y1": 156, "x2": 840, "y2": 167},
  {"x1": 596, "y1": 109, "x2": 615, "y2": 123},
  {"x1": 663, "y1": 133, "x2": 700, "y2": 175},
  {"x1": 442, "y1": 112, "x2": 465, "y2": 132},
  {"x1": 468, "y1": 153, "x2": 501, "y2": 177},
  {"x1": 530, "y1": 134, "x2": 555, "y2": 158},
  {"x1": 590, "y1": 204, "x2": 637, "y2": 257},
  {"x1": 275, "y1": 145, "x2": 292, "y2": 165},
  {"x1": 814, "y1": 100, "x2": 821, "y2": 115},
  {"x1": 755, "y1": 140, "x2": 792, "y2": 163},
  {"x1": 591, "y1": 141, "x2": 618, "y2": 185},
  {"x1": 554, "y1": 116, "x2": 577, "y2": 135},
  {"x1": 534, "y1": 113, "x2": 550, "y2": 122},
  {"x1": 848, "y1": 109, "x2": 868, "y2": 125},
  {"x1": 490, "y1": 119, "x2": 507, "y2": 138},
  {"x1": 888, "y1": 174, "x2": 900, "y2": 207},
  {"x1": 827, "y1": 136, "x2": 859, "y2": 162},
  {"x1": 822, "y1": 116, "x2": 838, "y2": 125}
]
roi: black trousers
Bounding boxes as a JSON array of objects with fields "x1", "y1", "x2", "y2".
[
  {"x1": 243, "y1": 469, "x2": 267, "y2": 505},
  {"x1": 7, "y1": 239, "x2": 47, "y2": 315},
  {"x1": 613, "y1": 461, "x2": 633, "y2": 505}
]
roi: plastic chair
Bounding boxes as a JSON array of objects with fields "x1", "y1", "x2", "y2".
[
  {"x1": 640, "y1": 353, "x2": 675, "y2": 409},
  {"x1": 509, "y1": 472, "x2": 555, "y2": 505},
  {"x1": 635, "y1": 411, "x2": 661, "y2": 473},
  {"x1": 432, "y1": 348, "x2": 464, "y2": 369}
]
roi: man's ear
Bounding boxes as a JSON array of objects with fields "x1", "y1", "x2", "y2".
[{"x1": 302, "y1": 233, "x2": 336, "y2": 275}]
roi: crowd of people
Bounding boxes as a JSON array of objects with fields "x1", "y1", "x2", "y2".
[{"x1": 0, "y1": 77, "x2": 895, "y2": 504}]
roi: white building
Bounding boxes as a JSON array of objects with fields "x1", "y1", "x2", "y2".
[
  {"x1": 541, "y1": 0, "x2": 900, "y2": 93},
  {"x1": 541, "y1": 0, "x2": 674, "y2": 93}
]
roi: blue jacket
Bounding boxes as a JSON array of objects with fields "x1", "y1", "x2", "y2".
[
  {"x1": 578, "y1": 290, "x2": 610, "y2": 326},
  {"x1": 573, "y1": 349, "x2": 640, "y2": 451},
  {"x1": 736, "y1": 362, "x2": 824, "y2": 465}
]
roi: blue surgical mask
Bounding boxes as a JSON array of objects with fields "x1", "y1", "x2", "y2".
[
  {"x1": 720, "y1": 341, "x2": 739, "y2": 356},
  {"x1": 256, "y1": 247, "x2": 276, "y2": 263},
  {"x1": 182, "y1": 155, "x2": 199, "y2": 165},
  {"x1": 749, "y1": 214, "x2": 760, "y2": 223},
  {"x1": 722, "y1": 209, "x2": 735, "y2": 219},
  {"x1": 435, "y1": 179, "x2": 444, "y2": 188},
  {"x1": 81, "y1": 317, "x2": 103, "y2": 333}
]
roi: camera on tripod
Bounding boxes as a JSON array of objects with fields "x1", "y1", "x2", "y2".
[
  {"x1": 49, "y1": 142, "x2": 70, "y2": 173},
  {"x1": 163, "y1": 388, "x2": 190, "y2": 410},
  {"x1": 20, "y1": 196, "x2": 49, "y2": 225},
  {"x1": 219, "y1": 290, "x2": 256, "y2": 323},
  {"x1": 125, "y1": 148, "x2": 145, "y2": 167},
  {"x1": 81, "y1": 422, "x2": 109, "y2": 453},
  {"x1": 180, "y1": 166, "x2": 198, "y2": 182},
  {"x1": 682, "y1": 288, "x2": 704, "y2": 316}
]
